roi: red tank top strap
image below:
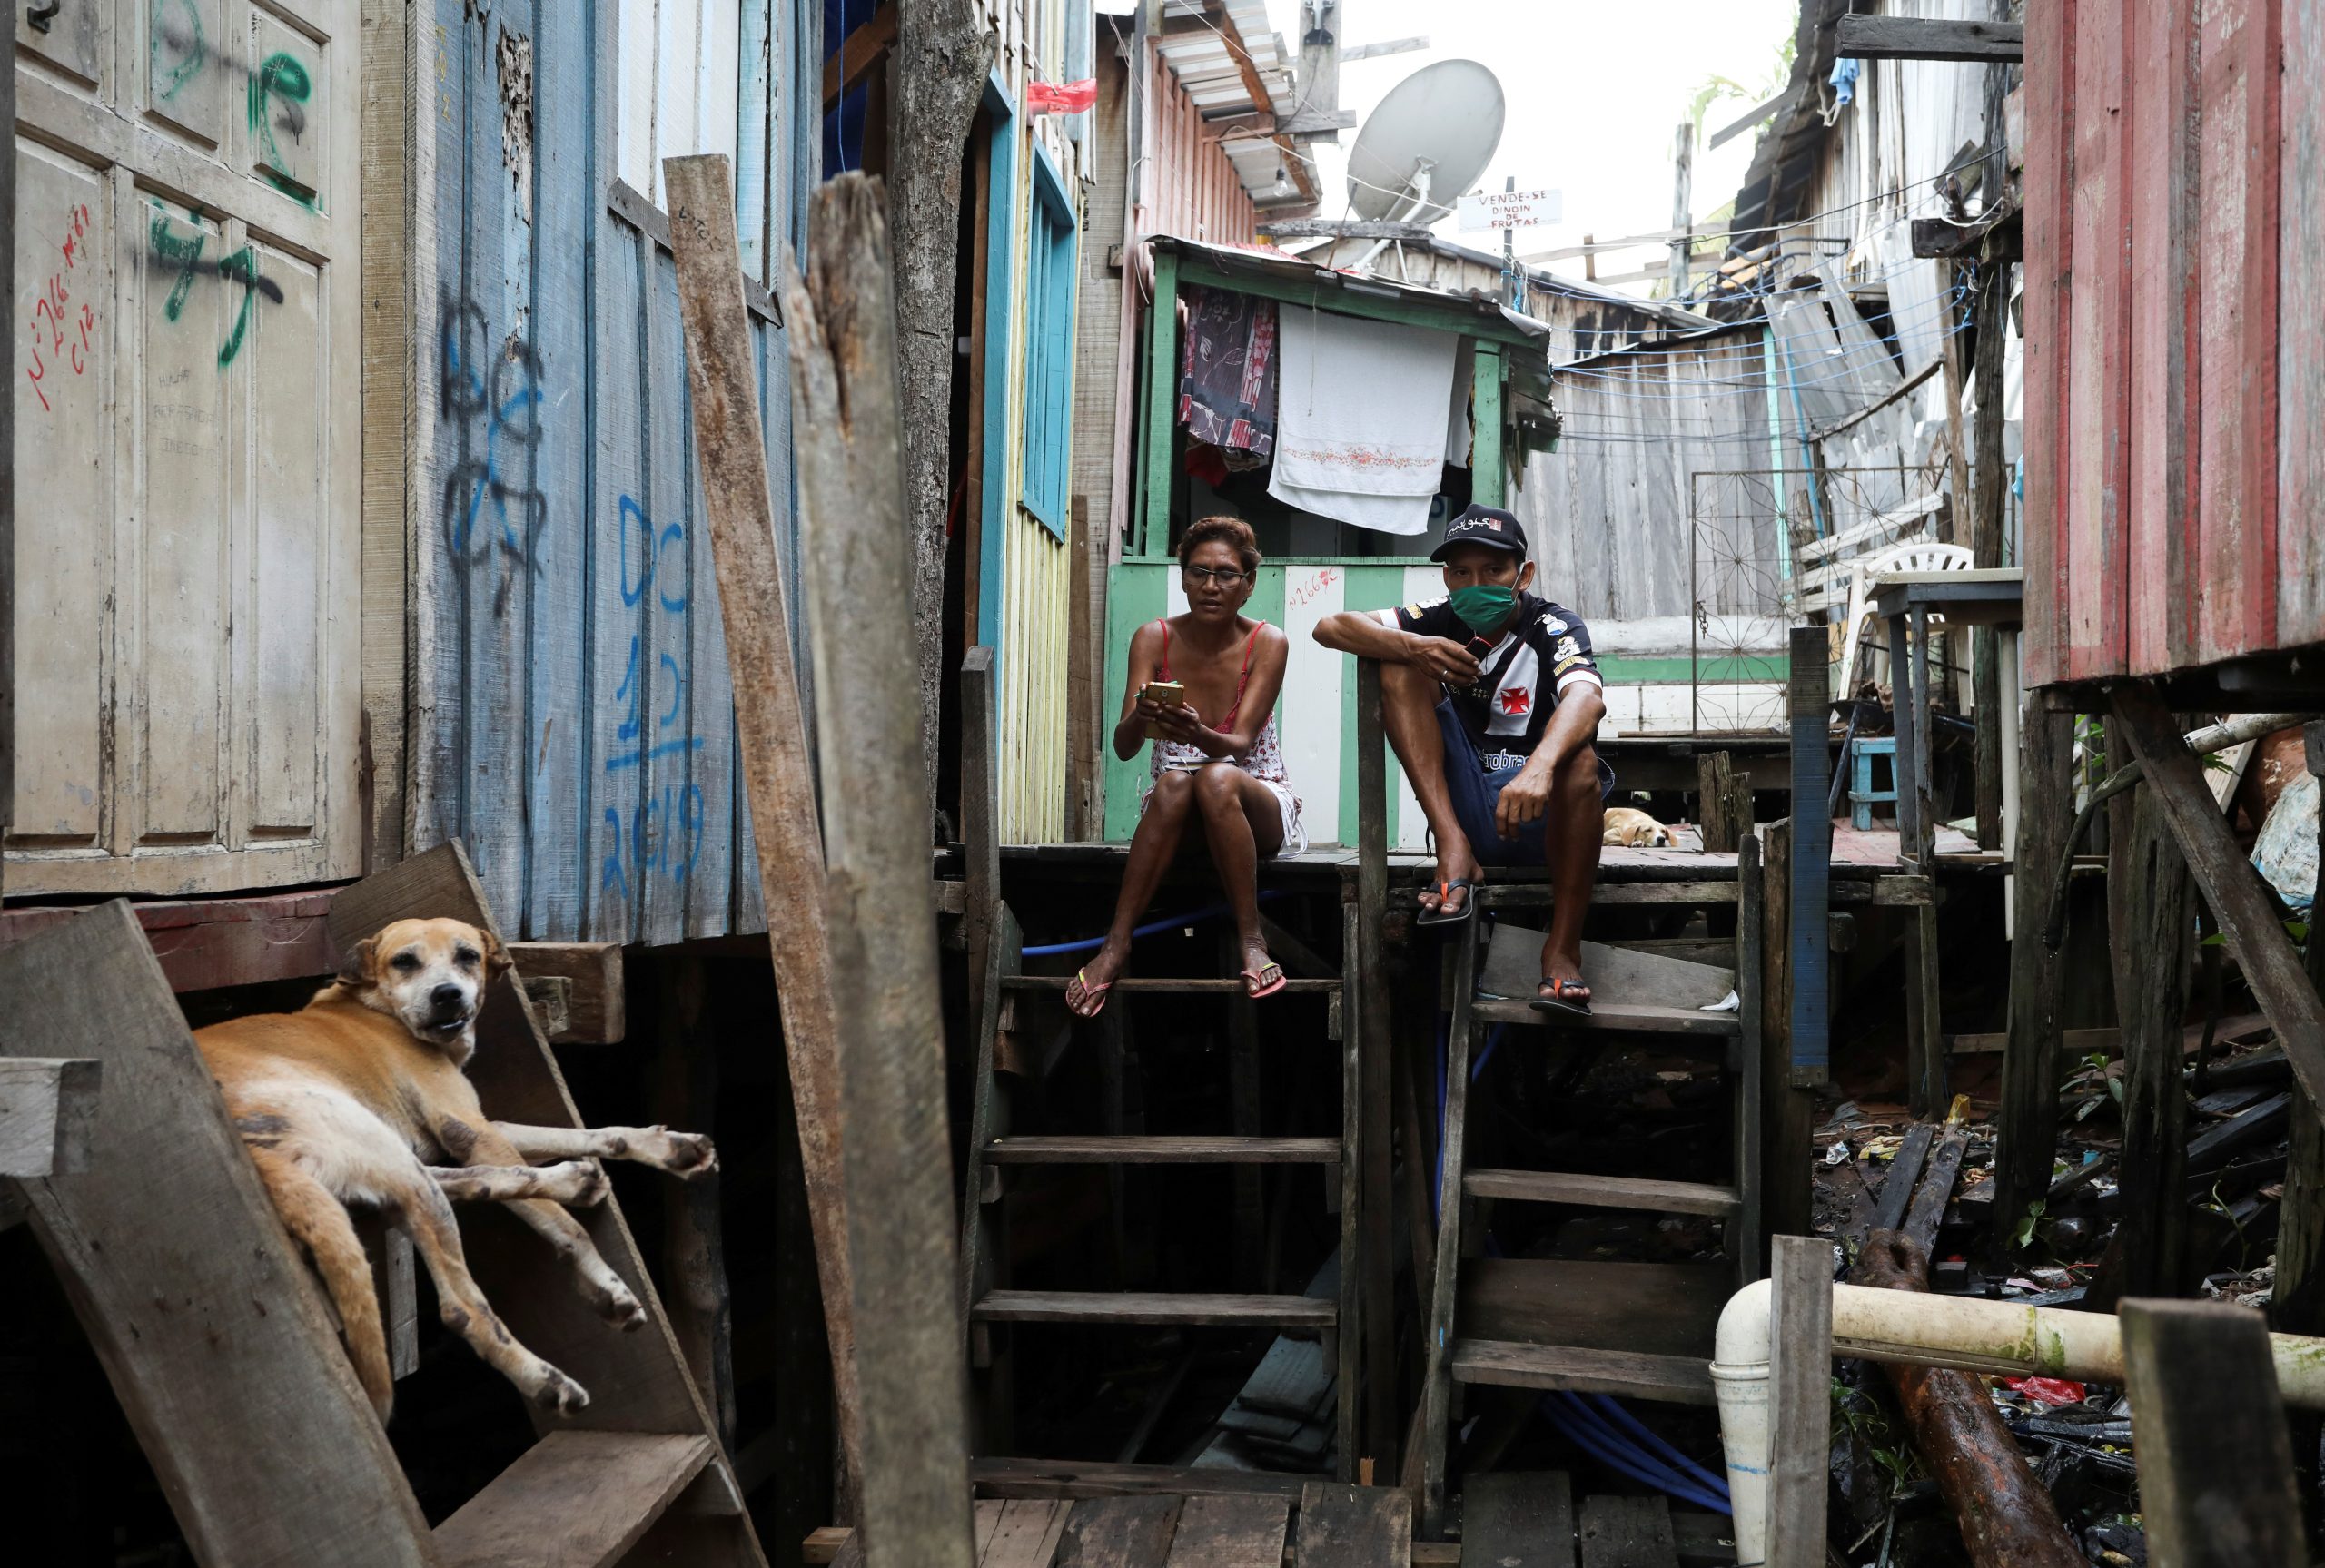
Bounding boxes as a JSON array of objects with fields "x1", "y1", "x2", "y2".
[
  {"x1": 1155, "y1": 618, "x2": 1172, "y2": 680},
  {"x1": 1220, "y1": 623, "x2": 1266, "y2": 729}
]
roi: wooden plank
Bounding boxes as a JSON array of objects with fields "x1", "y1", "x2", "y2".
[
  {"x1": 1354, "y1": 658, "x2": 1395, "y2": 1478},
  {"x1": 659, "y1": 155, "x2": 862, "y2": 1484},
  {"x1": 1420, "y1": 918, "x2": 1483, "y2": 1531},
  {"x1": 1457, "y1": 1259, "x2": 1729, "y2": 1358},
  {"x1": 970, "y1": 1291, "x2": 1336, "y2": 1326},
  {"x1": 1297, "y1": 1484, "x2": 1411, "y2": 1568},
  {"x1": 1479, "y1": 931, "x2": 1734, "y2": 1011},
  {"x1": 1478, "y1": 882, "x2": 1741, "y2": 908},
  {"x1": 1786, "y1": 632, "x2": 1832, "y2": 1086},
  {"x1": 985, "y1": 1498, "x2": 1074, "y2": 1568},
  {"x1": 758, "y1": 167, "x2": 975, "y2": 1566},
  {"x1": 1449, "y1": 1341, "x2": 1715, "y2": 1405},
  {"x1": 1468, "y1": 1000, "x2": 1741, "y2": 1040},
  {"x1": 2018, "y1": 0, "x2": 2071, "y2": 685},
  {"x1": 970, "y1": 1460, "x2": 1313, "y2": 1502},
  {"x1": 0, "y1": 903, "x2": 434, "y2": 1566},
  {"x1": 1578, "y1": 1496, "x2": 1679, "y2": 1568},
  {"x1": 2112, "y1": 686, "x2": 2325, "y2": 1116},
  {"x1": 1735, "y1": 833, "x2": 1765, "y2": 1283},
  {"x1": 1161, "y1": 1495, "x2": 1287, "y2": 1568},
  {"x1": 1460, "y1": 1171, "x2": 1738, "y2": 1216},
  {"x1": 1055, "y1": 1495, "x2": 1181, "y2": 1568},
  {"x1": 1002, "y1": 975, "x2": 1340, "y2": 995},
  {"x1": 1764, "y1": 1238, "x2": 1833, "y2": 1568},
  {"x1": 984, "y1": 1136, "x2": 1340, "y2": 1164},
  {"x1": 2275, "y1": 725, "x2": 2325, "y2": 1334},
  {"x1": 0, "y1": 887, "x2": 341, "y2": 993},
  {"x1": 2111, "y1": 778, "x2": 2195, "y2": 1295},
  {"x1": 1759, "y1": 822, "x2": 1813, "y2": 1249},
  {"x1": 1971, "y1": 254, "x2": 2010, "y2": 847},
  {"x1": 432, "y1": 1431, "x2": 712, "y2": 1568},
  {"x1": 821, "y1": 0, "x2": 898, "y2": 110},
  {"x1": 1834, "y1": 15, "x2": 2023, "y2": 60},
  {"x1": 2283, "y1": 0, "x2": 2325, "y2": 653},
  {"x1": 1951, "y1": 1025, "x2": 2118, "y2": 1057},
  {"x1": 508, "y1": 942, "x2": 626, "y2": 1044},
  {"x1": 1991, "y1": 705, "x2": 2076, "y2": 1243},
  {"x1": 1462, "y1": 1472, "x2": 1576, "y2": 1568},
  {"x1": 2120, "y1": 1298, "x2": 2305, "y2": 1567},
  {"x1": 0, "y1": 1057, "x2": 99, "y2": 1178}
]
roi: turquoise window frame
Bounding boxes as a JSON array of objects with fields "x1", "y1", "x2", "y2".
[
  {"x1": 1021, "y1": 143, "x2": 1078, "y2": 538},
  {"x1": 975, "y1": 73, "x2": 1017, "y2": 651}
]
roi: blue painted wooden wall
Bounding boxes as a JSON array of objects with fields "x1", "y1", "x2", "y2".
[{"x1": 416, "y1": 0, "x2": 818, "y2": 946}]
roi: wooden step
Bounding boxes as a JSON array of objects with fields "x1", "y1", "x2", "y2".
[
  {"x1": 1469, "y1": 998, "x2": 1741, "y2": 1039},
  {"x1": 1462, "y1": 1169, "x2": 1739, "y2": 1217},
  {"x1": 970, "y1": 1290, "x2": 1336, "y2": 1327},
  {"x1": 986, "y1": 1135, "x2": 1341, "y2": 1164},
  {"x1": 1004, "y1": 975, "x2": 1340, "y2": 995},
  {"x1": 432, "y1": 1430, "x2": 715, "y2": 1568},
  {"x1": 1449, "y1": 1339, "x2": 1716, "y2": 1405}
]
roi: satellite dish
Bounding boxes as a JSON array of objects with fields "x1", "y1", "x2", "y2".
[{"x1": 1346, "y1": 60, "x2": 1506, "y2": 223}]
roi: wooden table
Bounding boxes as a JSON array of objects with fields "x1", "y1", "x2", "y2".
[{"x1": 1873, "y1": 568, "x2": 2024, "y2": 1116}]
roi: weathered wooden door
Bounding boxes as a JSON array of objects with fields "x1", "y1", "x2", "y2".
[{"x1": 12, "y1": 0, "x2": 361, "y2": 895}]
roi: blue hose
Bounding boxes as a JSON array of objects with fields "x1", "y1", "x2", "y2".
[
  {"x1": 1547, "y1": 1393, "x2": 1732, "y2": 1515},
  {"x1": 1019, "y1": 890, "x2": 1291, "y2": 957},
  {"x1": 1588, "y1": 1393, "x2": 1731, "y2": 1498}
]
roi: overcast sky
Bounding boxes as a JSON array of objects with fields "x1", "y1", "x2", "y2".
[{"x1": 1254, "y1": 0, "x2": 1802, "y2": 291}]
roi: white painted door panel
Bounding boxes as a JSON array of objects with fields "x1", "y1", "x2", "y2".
[{"x1": 11, "y1": 0, "x2": 361, "y2": 894}]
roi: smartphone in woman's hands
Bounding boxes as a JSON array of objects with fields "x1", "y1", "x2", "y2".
[{"x1": 1142, "y1": 680, "x2": 1185, "y2": 739}]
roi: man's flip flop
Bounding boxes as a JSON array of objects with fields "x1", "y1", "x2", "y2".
[
  {"x1": 1065, "y1": 968, "x2": 1113, "y2": 1019},
  {"x1": 1529, "y1": 977, "x2": 1594, "y2": 1020},
  {"x1": 1242, "y1": 962, "x2": 1288, "y2": 1001},
  {"x1": 1414, "y1": 878, "x2": 1475, "y2": 928}
]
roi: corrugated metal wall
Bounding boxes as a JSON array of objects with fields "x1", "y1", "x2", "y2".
[{"x1": 412, "y1": 0, "x2": 816, "y2": 944}]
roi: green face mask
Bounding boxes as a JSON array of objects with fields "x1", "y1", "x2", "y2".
[{"x1": 1448, "y1": 583, "x2": 1516, "y2": 636}]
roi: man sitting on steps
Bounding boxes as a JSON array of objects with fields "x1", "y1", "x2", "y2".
[{"x1": 1311, "y1": 504, "x2": 1612, "y2": 1017}]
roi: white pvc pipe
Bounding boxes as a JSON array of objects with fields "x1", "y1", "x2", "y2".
[{"x1": 1714, "y1": 1280, "x2": 2325, "y2": 1567}]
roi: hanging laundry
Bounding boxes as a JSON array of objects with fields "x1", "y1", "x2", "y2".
[
  {"x1": 1024, "y1": 78, "x2": 1098, "y2": 114},
  {"x1": 1267, "y1": 305, "x2": 1459, "y2": 536},
  {"x1": 1178, "y1": 287, "x2": 1279, "y2": 458}
]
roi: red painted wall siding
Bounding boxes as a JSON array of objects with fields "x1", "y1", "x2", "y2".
[{"x1": 2025, "y1": 0, "x2": 2308, "y2": 685}]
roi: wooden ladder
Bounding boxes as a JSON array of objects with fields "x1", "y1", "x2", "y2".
[
  {"x1": 0, "y1": 843, "x2": 766, "y2": 1568},
  {"x1": 954, "y1": 650, "x2": 1364, "y2": 1483},
  {"x1": 1415, "y1": 843, "x2": 1766, "y2": 1535}
]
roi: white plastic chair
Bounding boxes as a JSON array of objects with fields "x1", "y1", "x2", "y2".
[{"x1": 1833, "y1": 540, "x2": 1972, "y2": 703}]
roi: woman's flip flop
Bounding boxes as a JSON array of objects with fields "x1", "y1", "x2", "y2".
[
  {"x1": 1242, "y1": 962, "x2": 1288, "y2": 1001},
  {"x1": 1065, "y1": 968, "x2": 1114, "y2": 1019},
  {"x1": 1529, "y1": 976, "x2": 1594, "y2": 1020},
  {"x1": 1414, "y1": 878, "x2": 1475, "y2": 928}
]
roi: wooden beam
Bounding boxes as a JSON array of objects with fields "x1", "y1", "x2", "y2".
[
  {"x1": 1341, "y1": 35, "x2": 1428, "y2": 63},
  {"x1": 823, "y1": 1, "x2": 898, "y2": 111},
  {"x1": 0, "y1": 887, "x2": 341, "y2": 993},
  {"x1": 2277, "y1": 725, "x2": 2325, "y2": 1335},
  {"x1": 2110, "y1": 783, "x2": 2194, "y2": 1296},
  {"x1": 509, "y1": 942, "x2": 626, "y2": 1045},
  {"x1": 2111, "y1": 685, "x2": 2325, "y2": 1120},
  {"x1": 1256, "y1": 218, "x2": 1430, "y2": 241},
  {"x1": 1353, "y1": 659, "x2": 1392, "y2": 1478},
  {"x1": 1203, "y1": 0, "x2": 1276, "y2": 116},
  {"x1": 1992, "y1": 705, "x2": 2075, "y2": 1242},
  {"x1": 1970, "y1": 258, "x2": 2011, "y2": 846},
  {"x1": 767, "y1": 167, "x2": 977, "y2": 1568},
  {"x1": 1707, "y1": 92, "x2": 1786, "y2": 150},
  {"x1": 1786, "y1": 630, "x2": 1832, "y2": 1088},
  {"x1": 0, "y1": 1058, "x2": 99, "y2": 1178},
  {"x1": 1835, "y1": 15, "x2": 2023, "y2": 63},
  {"x1": 2121, "y1": 1298, "x2": 2306, "y2": 1567},
  {"x1": 1765, "y1": 1236, "x2": 1832, "y2": 1568},
  {"x1": 660, "y1": 154, "x2": 865, "y2": 1486}
]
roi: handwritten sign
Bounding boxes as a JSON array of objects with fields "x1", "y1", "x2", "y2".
[{"x1": 1456, "y1": 188, "x2": 1562, "y2": 232}]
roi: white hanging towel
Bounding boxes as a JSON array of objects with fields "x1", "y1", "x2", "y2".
[{"x1": 1267, "y1": 305, "x2": 1459, "y2": 537}]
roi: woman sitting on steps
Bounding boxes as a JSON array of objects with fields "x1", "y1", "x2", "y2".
[{"x1": 1066, "y1": 516, "x2": 1304, "y2": 1017}]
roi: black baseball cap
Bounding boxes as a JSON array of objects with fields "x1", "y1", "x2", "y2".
[{"x1": 1430, "y1": 504, "x2": 1528, "y2": 563}]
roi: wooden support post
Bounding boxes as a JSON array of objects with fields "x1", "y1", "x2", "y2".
[
  {"x1": 1785, "y1": 630, "x2": 1831, "y2": 1089},
  {"x1": 658, "y1": 954, "x2": 737, "y2": 1453},
  {"x1": 1891, "y1": 610, "x2": 1945, "y2": 1116},
  {"x1": 510, "y1": 942, "x2": 627, "y2": 1044},
  {"x1": 1760, "y1": 821, "x2": 1815, "y2": 1249},
  {"x1": 1833, "y1": 15, "x2": 2023, "y2": 61},
  {"x1": 962, "y1": 648, "x2": 1002, "y2": 1048},
  {"x1": 1337, "y1": 900, "x2": 1363, "y2": 1484},
  {"x1": 1222, "y1": 930, "x2": 1266, "y2": 1292},
  {"x1": 1353, "y1": 657, "x2": 1395, "y2": 1480},
  {"x1": 2121, "y1": 1298, "x2": 2307, "y2": 1568},
  {"x1": 761, "y1": 167, "x2": 975, "y2": 1567},
  {"x1": 2110, "y1": 784, "x2": 2195, "y2": 1297},
  {"x1": 1736, "y1": 833, "x2": 1766, "y2": 1281},
  {"x1": 2112, "y1": 685, "x2": 2325, "y2": 1117},
  {"x1": 2274, "y1": 722, "x2": 2325, "y2": 1334},
  {"x1": 1992, "y1": 705, "x2": 2075, "y2": 1244},
  {"x1": 663, "y1": 154, "x2": 870, "y2": 1526},
  {"x1": 1697, "y1": 751, "x2": 1752, "y2": 854},
  {"x1": 1765, "y1": 1235, "x2": 1832, "y2": 1568},
  {"x1": 1970, "y1": 260, "x2": 2011, "y2": 847}
]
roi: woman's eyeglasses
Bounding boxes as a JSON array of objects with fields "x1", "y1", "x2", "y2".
[{"x1": 1182, "y1": 567, "x2": 1250, "y2": 587}]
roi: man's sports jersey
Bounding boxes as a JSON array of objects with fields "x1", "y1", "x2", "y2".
[{"x1": 1373, "y1": 593, "x2": 1602, "y2": 772}]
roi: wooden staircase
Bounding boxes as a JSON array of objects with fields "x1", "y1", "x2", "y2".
[
  {"x1": 1417, "y1": 841, "x2": 1766, "y2": 1534},
  {"x1": 0, "y1": 843, "x2": 765, "y2": 1568}
]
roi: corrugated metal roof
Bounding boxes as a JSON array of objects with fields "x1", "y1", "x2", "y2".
[{"x1": 1151, "y1": 0, "x2": 1319, "y2": 212}]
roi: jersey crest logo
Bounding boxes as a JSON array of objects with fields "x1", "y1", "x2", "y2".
[{"x1": 1499, "y1": 685, "x2": 1532, "y2": 716}]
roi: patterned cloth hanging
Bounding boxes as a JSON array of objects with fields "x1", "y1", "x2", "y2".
[{"x1": 1177, "y1": 287, "x2": 1279, "y2": 458}]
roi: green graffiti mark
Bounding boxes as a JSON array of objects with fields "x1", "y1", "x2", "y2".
[
  {"x1": 248, "y1": 51, "x2": 317, "y2": 206},
  {"x1": 213, "y1": 247, "x2": 262, "y2": 368},
  {"x1": 152, "y1": 0, "x2": 205, "y2": 102},
  {"x1": 148, "y1": 202, "x2": 205, "y2": 321}
]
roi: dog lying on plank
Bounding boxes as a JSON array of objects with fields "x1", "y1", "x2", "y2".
[
  {"x1": 193, "y1": 917, "x2": 714, "y2": 1421},
  {"x1": 1601, "y1": 805, "x2": 1677, "y2": 848}
]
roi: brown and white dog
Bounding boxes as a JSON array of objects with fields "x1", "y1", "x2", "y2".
[
  {"x1": 193, "y1": 917, "x2": 714, "y2": 1422},
  {"x1": 1602, "y1": 806, "x2": 1677, "y2": 849}
]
